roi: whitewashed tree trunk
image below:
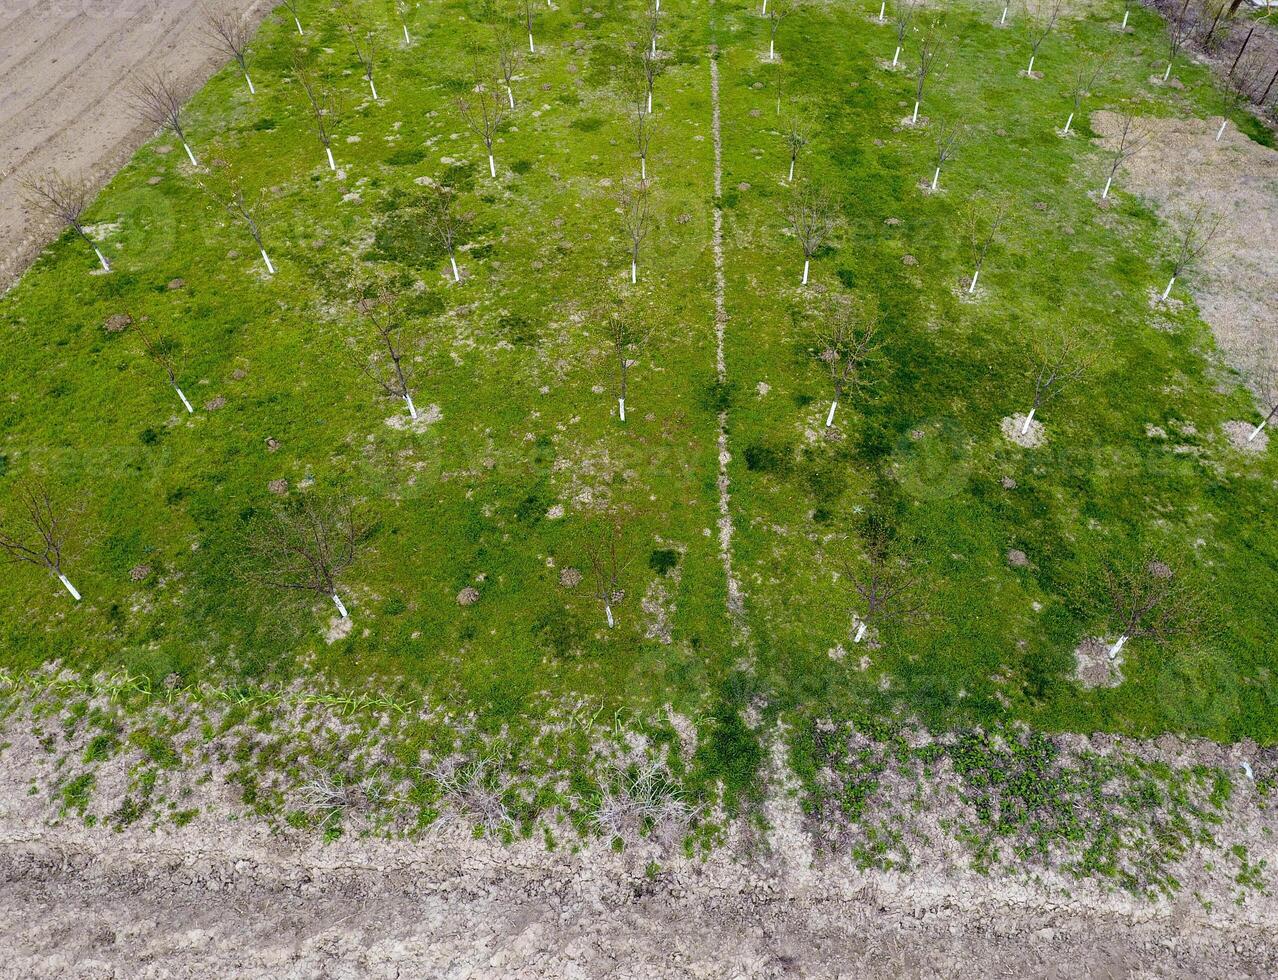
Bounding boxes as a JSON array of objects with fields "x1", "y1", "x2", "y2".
[
  {"x1": 94, "y1": 247, "x2": 111, "y2": 272},
  {"x1": 245, "y1": 73, "x2": 256, "y2": 95},
  {"x1": 183, "y1": 142, "x2": 199, "y2": 166},
  {"x1": 1122, "y1": 10, "x2": 1130, "y2": 28},
  {"x1": 826, "y1": 400, "x2": 837, "y2": 427},
  {"x1": 1000, "y1": 5, "x2": 1008, "y2": 24},
  {"x1": 878, "y1": 1, "x2": 885, "y2": 21},
  {"x1": 1163, "y1": 62, "x2": 1172, "y2": 81},
  {"x1": 802, "y1": 258, "x2": 810, "y2": 285},
  {"x1": 1027, "y1": 55, "x2": 1035, "y2": 74},
  {"x1": 769, "y1": 39, "x2": 775, "y2": 60},
  {"x1": 405, "y1": 393, "x2": 418, "y2": 419},
  {"x1": 1020, "y1": 407, "x2": 1036, "y2": 434},
  {"x1": 763, "y1": 0, "x2": 768, "y2": 13},
  {"x1": 892, "y1": 45, "x2": 901, "y2": 66},
  {"x1": 507, "y1": 85, "x2": 515, "y2": 109},
  {"x1": 58, "y1": 573, "x2": 81, "y2": 601},
  {"x1": 450, "y1": 253, "x2": 460, "y2": 281},
  {"x1": 618, "y1": 397, "x2": 626, "y2": 421},
  {"x1": 175, "y1": 386, "x2": 194, "y2": 413},
  {"x1": 369, "y1": 78, "x2": 379, "y2": 100},
  {"x1": 1249, "y1": 417, "x2": 1269, "y2": 441},
  {"x1": 403, "y1": 24, "x2": 411, "y2": 44},
  {"x1": 631, "y1": 260, "x2": 637, "y2": 284},
  {"x1": 488, "y1": 153, "x2": 496, "y2": 178},
  {"x1": 332, "y1": 593, "x2": 349, "y2": 618},
  {"x1": 261, "y1": 249, "x2": 275, "y2": 275},
  {"x1": 1063, "y1": 111, "x2": 1074, "y2": 134},
  {"x1": 641, "y1": 156, "x2": 646, "y2": 180},
  {"x1": 1108, "y1": 634, "x2": 1128, "y2": 659},
  {"x1": 1161, "y1": 275, "x2": 1176, "y2": 301},
  {"x1": 294, "y1": 16, "x2": 304, "y2": 35},
  {"x1": 931, "y1": 166, "x2": 940, "y2": 190},
  {"x1": 652, "y1": 36, "x2": 656, "y2": 56},
  {"x1": 854, "y1": 620, "x2": 867, "y2": 643},
  {"x1": 1101, "y1": 175, "x2": 1113, "y2": 199},
  {"x1": 968, "y1": 268, "x2": 980, "y2": 293},
  {"x1": 605, "y1": 604, "x2": 614, "y2": 627},
  {"x1": 647, "y1": 89, "x2": 653, "y2": 112},
  {"x1": 911, "y1": 101, "x2": 920, "y2": 124},
  {"x1": 1216, "y1": 119, "x2": 1228, "y2": 141},
  {"x1": 788, "y1": 158, "x2": 795, "y2": 181},
  {"x1": 326, "y1": 146, "x2": 336, "y2": 170},
  {"x1": 529, "y1": 32, "x2": 535, "y2": 53}
]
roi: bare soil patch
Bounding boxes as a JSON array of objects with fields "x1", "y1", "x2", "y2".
[
  {"x1": 0, "y1": 0, "x2": 272, "y2": 291},
  {"x1": 1090, "y1": 111, "x2": 1278, "y2": 402}
]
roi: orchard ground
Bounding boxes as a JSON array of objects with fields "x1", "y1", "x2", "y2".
[{"x1": 3, "y1": 0, "x2": 1278, "y2": 930}]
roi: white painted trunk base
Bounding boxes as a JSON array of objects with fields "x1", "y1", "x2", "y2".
[
  {"x1": 931, "y1": 166, "x2": 940, "y2": 190},
  {"x1": 826, "y1": 400, "x2": 837, "y2": 427},
  {"x1": 788, "y1": 158, "x2": 795, "y2": 181},
  {"x1": 1249, "y1": 417, "x2": 1269, "y2": 441},
  {"x1": 1000, "y1": 6, "x2": 1008, "y2": 24},
  {"x1": 1027, "y1": 55, "x2": 1035, "y2": 74},
  {"x1": 802, "y1": 258, "x2": 810, "y2": 285},
  {"x1": 507, "y1": 86, "x2": 515, "y2": 109},
  {"x1": 58, "y1": 574, "x2": 81, "y2": 602},
  {"x1": 326, "y1": 146, "x2": 336, "y2": 170},
  {"x1": 332, "y1": 593, "x2": 349, "y2": 618},
  {"x1": 1216, "y1": 119, "x2": 1228, "y2": 141},
  {"x1": 641, "y1": 157, "x2": 646, "y2": 180},
  {"x1": 184, "y1": 142, "x2": 198, "y2": 166},
  {"x1": 968, "y1": 268, "x2": 980, "y2": 293},
  {"x1": 1163, "y1": 63, "x2": 1172, "y2": 81},
  {"x1": 854, "y1": 621, "x2": 867, "y2": 643},
  {"x1": 1121, "y1": 10, "x2": 1129, "y2": 27},
  {"x1": 605, "y1": 604, "x2": 614, "y2": 628},
  {"x1": 769, "y1": 40, "x2": 775, "y2": 60},
  {"x1": 618, "y1": 397, "x2": 626, "y2": 422},
  {"x1": 294, "y1": 16, "x2": 304, "y2": 35},
  {"x1": 1063, "y1": 111, "x2": 1074, "y2": 134},
  {"x1": 911, "y1": 101, "x2": 920, "y2": 124},
  {"x1": 261, "y1": 249, "x2": 275, "y2": 275},
  {"x1": 488, "y1": 154, "x2": 496, "y2": 178},
  {"x1": 529, "y1": 33, "x2": 535, "y2": 54},
  {"x1": 450, "y1": 254, "x2": 460, "y2": 281},
  {"x1": 369, "y1": 78, "x2": 379, "y2": 100},
  {"x1": 245, "y1": 73, "x2": 255, "y2": 95},
  {"x1": 403, "y1": 24, "x2": 411, "y2": 44},
  {"x1": 1161, "y1": 275, "x2": 1176, "y2": 301},
  {"x1": 631, "y1": 260, "x2": 637, "y2": 284},
  {"x1": 1020, "y1": 406, "x2": 1036, "y2": 434},
  {"x1": 648, "y1": 89, "x2": 653, "y2": 113},
  {"x1": 176, "y1": 386, "x2": 194, "y2": 413},
  {"x1": 94, "y1": 247, "x2": 110, "y2": 272},
  {"x1": 892, "y1": 46, "x2": 900, "y2": 67},
  {"x1": 405, "y1": 393, "x2": 418, "y2": 419},
  {"x1": 1102, "y1": 176, "x2": 1113, "y2": 199},
  {"x1": 878, "y1": 1, "x2": 885, "y2": 21},
  {"x1": 1108, "y1": 634, "x2": 1128, "y2": 659}
]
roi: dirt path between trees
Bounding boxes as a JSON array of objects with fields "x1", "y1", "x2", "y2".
[{"x1": 0, "y1": 0, "x2": 270, "y2": 292}]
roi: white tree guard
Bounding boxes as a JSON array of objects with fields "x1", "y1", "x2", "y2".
[
  {"x1": 332, "y1": 593, "x2": 349, "y2": 618},
  {"x1": 175, "y1": 386, "x2": 194, "y2": 413},
  {"x1": 58, "y1": 574, "x2": 81, "y2": 601},
  {"x1": 826, "y1": 400, "x2": 837, "y2": 427},
  {"x1": 261, "y1": 250, "x2": 275, "y2": 274}
]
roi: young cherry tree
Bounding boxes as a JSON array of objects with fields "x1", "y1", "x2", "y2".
[
  {"x1": 930, "y1": 118, "x2": 964, "y2": 190},
  {"x1": 783, "y1": 115, "x2": 807, "y2": 182},
  {"x1": 838, "y1": 521, "x2": 925, "y2": 644},
  {"x1": 523, "y1": 0, "x2": 538, "y2": 53},
  {"x1": 812, "y1": 290, "x2": 880, "y2": 428},
  {"x1": 766, "y1": 0, "x2": 792, "y2": 62},
  {"x1": 393, "y1": 0, "x2": 417, "y2": 45},
  {"x1": 607, "y1": 309, "x2": 648, "y2": 422},
  {"x1": 294, "y1": 60, "x2": 341, "y2": 170},
  {"x1": 1243, "y1": 335, "x2": 1278, "y2": 442},
  {"x1": 343, "y1": 18, "x2": 380, "y2": 100},
  {"x1": 0, "y1": 480, "x2": 81, "y2": 601},
  {"x1": 128, "y1": 71, "x2": 199, "y2": 166},
  {"x1": 349, "y1": 290, "x2": 420, "y2": 420},
  {"x1": 421, "y1": 183, "x2": 471, "y2": 282},
  {"x1": 1019, "y1": 328, "x2": 1094, "y2": 434},
  {"x1": 632, "y1": 94, "x2": 654, "y2": 181},
  {"x1": 583, "y1": 515, "x2": 630, "y2": 628},
  {"x1": 1061, "y1": 60, "x2": 1104, "y2": 134},
  {"x1": 20, "y1": 172, "x2": 111, "y2": 272},
  {"x1": 1159, "y1": 206, "x2": 1221, "y2": 301},
  {"x1": 203, "y1": 4, "x2": 257, "y2": 95},
  {"x1": 787, "y1": 183, "x2": 838, "y2": 285},
  {"x1": 133, "y1": 319, "x2": 194, "y2": 413},
  {"x1": 892, "y1": 0, "x2": 916, "y2": 67},
  {"x1": 496, "y1": 22, "x2": 521, "y2": 109},
  {"x1": 457, "y1": 77, "x2": 508, "y2": 178},
  {"x1": 1089, "y1": 554, "x2": 1201, "y2": 663},
  {"x1": 964, "y1": 199, "x2": 1008, "y2": 293},
  {"x1": 199, "y1": 159, "x2": 275, "y2": 274},
  {"x1": 1024, "y1": 0, "x2": 1064, "y2": 76},
  {"x1": 1163, "y1": 0, "x2": 1193, "y2": 82},
  {"x1": 910, "y1": 24, "x2": 945, "y2": 125},
  {"x1": 281, "y1": 0, "x2": 304, "y2": 35},
  {"x1": 618, "y1": 180, "x2": 653, "y2": 283},
  {"x1": 247, "y1": 494, "x2": 367, "y2": 620},
  {"x1": 1100, "y1": 112, "x2": 1149, "y2": 200}
]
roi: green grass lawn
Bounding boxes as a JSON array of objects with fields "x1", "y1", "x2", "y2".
[{"x1": 2, "y1": 0, "x2": 1276, "y2": 797}]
